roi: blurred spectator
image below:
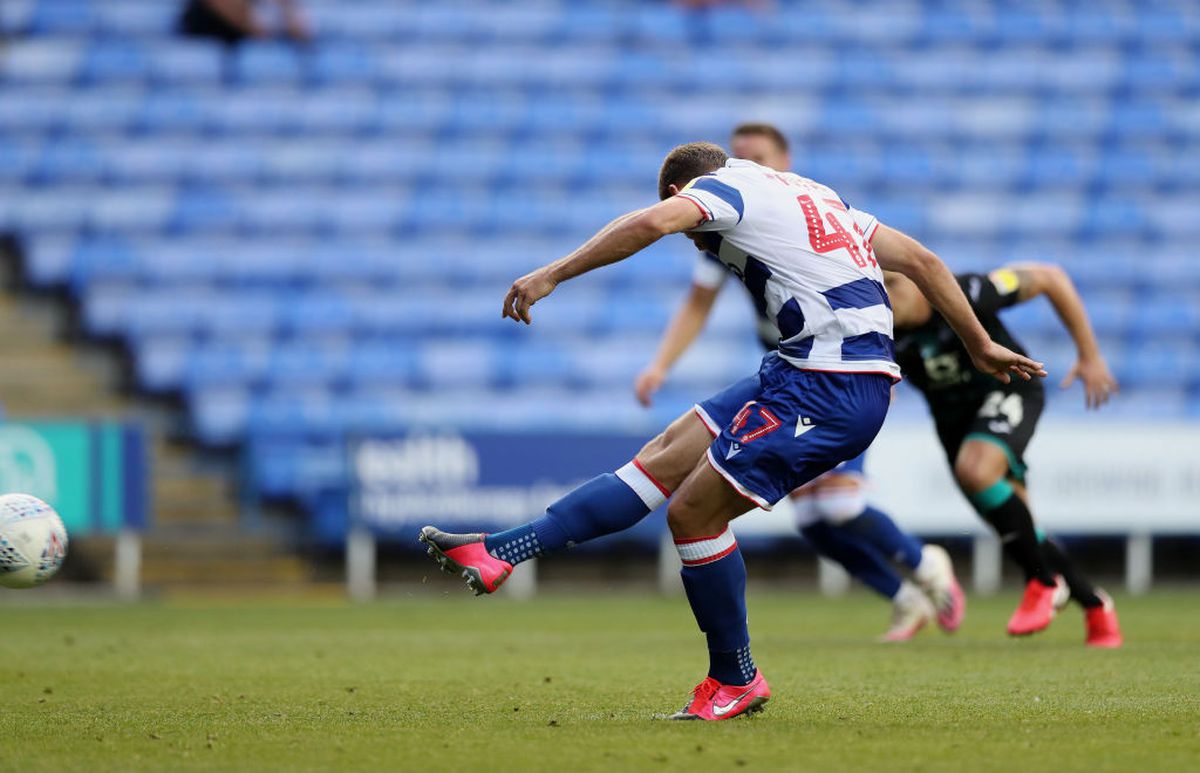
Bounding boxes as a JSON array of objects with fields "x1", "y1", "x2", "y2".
[{"x1": 179, "y1": 0, "x2": 310, "y2": 44}]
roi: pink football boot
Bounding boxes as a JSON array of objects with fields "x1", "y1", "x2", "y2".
[
  {"x1": 419, "y1": 526, "x2": 513, "y2": 595},
  {"x1": 668, "y1": 670, "x2": 771, "y2": 721}
]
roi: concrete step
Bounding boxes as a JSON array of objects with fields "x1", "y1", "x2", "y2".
[
  {"x1": 138, "y1": 529, "x2": 311, "y2": 586},
  {"x1": 138, "y1": 555, "x2": 312, "y2": 587}
]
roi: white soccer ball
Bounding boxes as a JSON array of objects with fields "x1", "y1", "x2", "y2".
[{"x1": 0, "y1": 493, "x2": 68, "y2": 589}]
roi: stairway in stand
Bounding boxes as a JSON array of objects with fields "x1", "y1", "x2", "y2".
[{"x1": 0, "y1": 244, "x2": 313, "y2": 595}]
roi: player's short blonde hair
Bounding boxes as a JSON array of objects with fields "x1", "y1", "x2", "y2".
[{"x1": 658, "y1": 142, "x2": 729, "y2": 201}]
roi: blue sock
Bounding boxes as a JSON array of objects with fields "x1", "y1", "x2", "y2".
[
  {"x1": 840, "y1": 506, "x2": 924, "y2": 570},
  {"x1": 677, "y1": 530, "x2": 755, "y2": 686},
  {"x1": 801, "y1": 521, "x2": 903, "y2": 599},
  {"x1": 484, "y1": 462, "x2": 668, "y2": 565}
]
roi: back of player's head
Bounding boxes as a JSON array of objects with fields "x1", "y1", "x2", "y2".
[
  {"x1": 658, "y1": 142, "x2": 729, "y2": 201},
  {"x1": 731, "y1": 122, "x2": 789, "y2": 154}
]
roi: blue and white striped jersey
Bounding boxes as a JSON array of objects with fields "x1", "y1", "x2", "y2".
[
  {"x1": 678, "y1": 159, "x2": 900, "y2": 381},
  {"x1": 691, "y1": 250, "x2": 781, "y2": 349}
]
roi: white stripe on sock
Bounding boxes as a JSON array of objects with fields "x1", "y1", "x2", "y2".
[
  {"x1": 615, "y1": 461, "x2": 668, "y2": 510},
  {"x1": 675, "y1": 527, "x2": 737, "y2": 566}
]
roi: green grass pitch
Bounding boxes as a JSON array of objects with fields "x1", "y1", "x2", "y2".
[{"x1": 1, "y1": 589, "x2": 1198, "y2": 771}]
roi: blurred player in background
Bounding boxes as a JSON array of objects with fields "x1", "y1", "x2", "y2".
[
  {"x1": 634, "y1": 123, "x2": 964, "y2": 642},
  {"x1": 179, "y1": 0, "x2": 309, "y2": 44},
  {"x1": 886, "y1": 265, "x2": 1123, "y2": 647},
  {"x1": 421, "y1": 141, "x2": 1045, "y2": 721}
]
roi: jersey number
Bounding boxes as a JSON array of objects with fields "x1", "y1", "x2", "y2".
[
  {"x1": 796, "y1": 195, "x2": 876, "y2": 269},
  {"x1": 979, "y1": 391, "x2": 1024, "y2": 427},
  {"x1": 730, "y1": 402, "x2": 782, "y2": 444}
]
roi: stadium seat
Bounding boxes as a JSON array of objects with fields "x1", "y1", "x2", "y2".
[
  {"x1": 2, "y1": 41, "x2": 84, "y2": 83},
  {"x1": 95, "y1": 2, "x2": 177, "y2": 37}
]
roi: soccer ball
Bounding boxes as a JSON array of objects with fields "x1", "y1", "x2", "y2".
[{"x1": 0, "y1": 493, "x2": 68, "y2": 589}]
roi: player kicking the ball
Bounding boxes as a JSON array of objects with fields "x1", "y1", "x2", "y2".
[
  {"x1": 885, "y1": 266, "x2": 1122, "y2": 647},
  {"x1": 634, "y1": 123, "x2": 964, "y2": 642},
  {"x1": 421, "y1": 142, "x2": 1045, "y2": 721}
]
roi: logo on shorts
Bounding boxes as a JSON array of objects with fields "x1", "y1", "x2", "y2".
[
  {"x1": 725, "y1": 443, "x2": 742, "y2": 460},
  {"x1": 795, "y1": 417, "x2": 816, "y2": 437}
]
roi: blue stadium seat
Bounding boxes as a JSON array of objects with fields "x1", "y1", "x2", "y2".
[
  {"x1": 190, "y1": 387, "x2": 252, "y2": 446},
  {"x1": 1082, "y1": 196, "x2": 1150, "y2": 238},
  {"x1": 137, "y1": 90, "x2": 217, "y2": 134},
  {"x1": 1115, "y1": 342, "x2": 1196, "y2": 389},
  {"x1": 1036, "y1": 100, "x2": 1108, "y2": 138},
  {"x1": 417, "y1": 341, "x2": 499, "y2": 389},
  {"x1": 147, "y1": 42, "x2": 224, "y2": 84},
  {"x1": 1026, "y1": 146, "x2": 1093, "y2": 188},
  {"x1": 2, "y1": 42, "x2": 84, "y2": 84},
  {"x1": 187, "y1": 343, "x2": 271, "y2": 388},
  {"x1": 7, "y1": 187, "x2": 94, "y2": 233},
  {"x1": 211, "y1": 90, "x2": 304, "y2": 135},
  {"x1": 96, "y1": 2, "x2": 178, "y2": 37},
  {"x1": 281, "y1": 293, "x2": 355, "y2": 335},
  {"x1": 310, "y1": 3, "x2": 409, "y2": 40},
  {"x1": 0, "y1": 89, "x2": 64, "y2": 133},
  {"x1": 173, "y1": 189, "x2": 243, "y2": 234},
  {"x1": 1129, "y1": 298, "x2": 1200, "y2": 337},
  {"x1": 309, "y1": 44, "x2": 379, "y2": 84},
  {"x1": 134, "y1": 336, "x2": 194, "y2": 392},
  {"x1": 1132, "y1": 7, "x2": 1195, "y2": 44},
  {"x1": 347, "y1": 343, "x2": 419, "y2": 387},
  {"x1": 24, "y1": 236, "x2": 76, "y2": 287},
  {"x1": 1123, "y1": 51, "x2": 1195, "y2": 92},
  {"x1": 1062, "y1": 7, "x2": 1126, "y2": 45},
  {"x1": 28, "y1": 0, "x2": 97, "y2": 35},
  {"x1": 551, "y1": 7, "x2": 621, "y2": 44},
  {"x1": 183, "y1": 142, "x2": 266, "y2": 185},
  {"x1": 1078, "y1": 294, "x2": 1135, "y2": 338},
  {"x1": 233, "y1": 43, "x2": 306, "y2": 85},
  {"x1": 0, "y1": 138, "x2": 43, "y2": 183},
  {"x1": 36, "y1": 138, "x2": 104, "y2": 183},
  {"x1": 105, "y1": 140, "x2": 190, "y2": 183},
  {"x1": 0, "y1": 0, "x2": 34, "y2": 34},
  {"x1": 269, "y1": 343, "x2": 353, "y2": 387},
  {"x1": 1111, "y1": 102, "x2": 1172, "y2": 138}
]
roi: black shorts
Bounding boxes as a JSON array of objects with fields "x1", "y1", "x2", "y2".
[{"x1": 931, "y1": 386, "x2": 1044, "y2": 483}]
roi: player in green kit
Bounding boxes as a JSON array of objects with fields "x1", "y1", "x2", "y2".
[{"x1": 885, "y1": 265, "x2": 1122, "y2": 647}]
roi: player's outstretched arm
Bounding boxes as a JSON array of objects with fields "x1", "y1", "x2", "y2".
[
  {"x1": 634, "y1": 282, "x2": 720, "y2": 406},
  {"x1": 1006, "y1": 263, "x2": 1118, "y2": 408},
  {"x1": 502, "y1": 197, "x2": 706, "y2": 325},
  {"x1": 872, "y1": 224, "x2": 1047, "y2": 384}
]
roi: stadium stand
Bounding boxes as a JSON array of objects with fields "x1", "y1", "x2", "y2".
[{"x1": 1, "y1": 0, "x2": 1198, "y2": 522}]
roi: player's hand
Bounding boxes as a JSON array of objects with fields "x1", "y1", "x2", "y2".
[
  {"x1": 502, "y1": 268, "x2": 557, "y2": 325},
  {"x1": 634, "y1": 365, "x2": 667, "y2": 407},
  {"x1": 1061, "y1": 356, "x2": 1118, "y2": 409},
  {"x1": 970, "y1": 341, "x2": 1047, "y2": 384}
]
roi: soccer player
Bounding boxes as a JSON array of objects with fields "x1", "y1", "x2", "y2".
[
  {"x1": 885, "y1": 265, "x2": 1123, "y2": 647},
  {"x1": 421, "y1": 142, "x2": 1045, "y2": 720},
  {"x1": 634, "y1": 123, "x2": 964, "y2": 641}
]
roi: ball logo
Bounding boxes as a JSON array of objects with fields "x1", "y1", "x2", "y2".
[
  {"x1": 355, "y1": 434, "x2": 480, "y2": 489},
  {"x1": 0, "y1": 427, "x2": 58, "y2": 506},
  {"x1": 43, "y1": 531, "x2": 66, "y2": 562}
]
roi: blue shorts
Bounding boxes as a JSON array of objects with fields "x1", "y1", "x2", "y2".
[
  {"x1": 832, "y1": 448, "x2": 867, "y2": 477},
  {"x1": 693, "y1": 353, "x2": 891, "y2": 509}
]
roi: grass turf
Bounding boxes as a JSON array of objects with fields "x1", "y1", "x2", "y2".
[{"x1": 0, "y1": 589, "x2": 1198, "y2": 772}]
